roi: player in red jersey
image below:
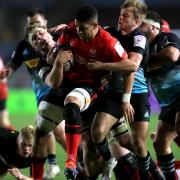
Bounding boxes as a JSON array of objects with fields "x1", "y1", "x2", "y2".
[
  {"x1": 161, "y1": 19, "x2": 171, "y2": 33},
  {"x1": 0, "y1": 56, "x2": 14, "y2": 130},
  {"x1": 28, "y1": 5, "x2": 138, "y2": 180}
]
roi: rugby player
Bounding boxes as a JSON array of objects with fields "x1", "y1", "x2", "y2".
[
  {"x1": 28, "y1": 4, "x2": 140, "y2": 180},
  {"x1": 0, "y1": 9, "x2": 64, "y2": 179},
  {"x1": 87, "y1": 1, "x2": 163, "y2": 179},
  {"x1": 141, "y1": 10, "x2": 180, "y2": 180},
  {"x1": 0, "y1": 125, "x2": 34, "y2": 180},
  {"x1": 0, "y1": 56, "x2": 13, "y2": 129}
]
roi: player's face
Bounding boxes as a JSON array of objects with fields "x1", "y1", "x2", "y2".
[
  {"x1": 32, "y1": 30, "x2": 54, "y2": 54},
  {"x1": 140, "y1": 22, "x2": 152, "y2": 38},
  {"x1": 75, "y1": 20, "x2": 97, "y2": 41},
  {"x1": 17, "y1": 136, "x2": 33, "y2": 158},
  {"x1": 118, "y1": 7, "x2": 137, "y2": 32},
  {"x1": 27, "y1": 14, "x2": 47, "y2": 27}
]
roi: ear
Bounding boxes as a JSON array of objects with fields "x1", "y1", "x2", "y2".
[{"x1": 135, "y1": 17, "x2": 141, "y2": 26}]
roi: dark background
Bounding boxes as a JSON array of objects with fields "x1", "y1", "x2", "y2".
[{"x1": 0, "y1": 0, "x2": 179, "y2": 87}]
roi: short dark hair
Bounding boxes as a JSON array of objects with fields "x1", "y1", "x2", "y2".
[
  {"x1": 75, "y1": 5, "x2": 98, "y2": 22},
  {"x1": 146, "y1": 11, "x2": 161, "y2": 24},
  {"x1": 27, "y1": 9, "x2": 46, "y2": 19}
]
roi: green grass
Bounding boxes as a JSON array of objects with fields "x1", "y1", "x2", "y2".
[{"x1": 4, "y1": 114, "x2": 180, "y2": 180}]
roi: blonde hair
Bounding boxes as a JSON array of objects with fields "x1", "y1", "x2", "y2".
[
  {"x1": 19, "y1": 125, "x2": 35, "y2": 143},
  {"x1": 121, "y1": 0, "x2": 148, "y2": 20}
]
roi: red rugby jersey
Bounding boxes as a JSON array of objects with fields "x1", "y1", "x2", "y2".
[{"x1": 58, "y1": 22, "x2": 127, "y2": 87}]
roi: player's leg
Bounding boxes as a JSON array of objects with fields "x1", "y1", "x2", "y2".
[
  {"x1": 81, "y1": 129, "x2": 102, "y2": 180},
  {"x1": 63, "y1": 87, "x2": 97, "y2": 179},
  {"x1": 91, "y1": 91, "x2": 124, "y2": 179},
  {"x1": 43, "y1": 120, "x2": 66, "y2": 179},
  {"x1": 154, "y1": 99, "x2": 180, "y2": 180},
  {"x1": 153, "y1": 120, "x2": 177, "y2": 180},
  {"x1": 32, "y1": 92, "x2": 64, "y2": 180},
  {"x1": 0, "y1": 82, "x2": 14, "y2": 130},
  {"x1": 54, "y1": 120, "x2": 66, "y2": 151},
  {"x1": 109, "y1": 120, "x2": 138, "y2": 180},
  {"x1": 43, "y1": 132, "x2": 61, "y2": 179}
]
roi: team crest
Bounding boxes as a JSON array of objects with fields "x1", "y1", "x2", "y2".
[{"x1": 89, "y1": 48, "x2": 96, "y2": 58}]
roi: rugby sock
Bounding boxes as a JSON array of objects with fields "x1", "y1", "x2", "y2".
[
  {"x1": 95, "y1": 138, "x2": 111, "y2": 161},
  {"x1": 113, "y1": 152, "x2": 138, "y2": 180},
  {"x1": 157, "y1": 153, "x2": 176, "y2": 180},
  {"x1": 64, "y1": 103, "x2": 81, "y2": 168},
  {"x1": 47, "y1": 154, "x2": 57, "y2": 164},
  {"x1": 65, "y1": 133, "x2": 81, "y2": 168},
  {"x1": 136, "y1": 153, "x2": 150, "y2": 180},
  {"x1": 32, "y1": 157, "x2": 46, "y2": 180},
  {"x1": 149, "y1": 153, "x2": 164, "y2": 180}
]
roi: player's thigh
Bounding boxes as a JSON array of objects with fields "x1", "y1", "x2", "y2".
[{"x1": 92, "y1": 112, "x2": 117, "y2": 138}]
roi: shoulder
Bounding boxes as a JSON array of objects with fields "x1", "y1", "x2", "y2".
[
  {"x1": 133, "y1": 29, "x2": 147, "y2": 49},
  {"x1": 0, "y1": 128, "x2": 18, "y2": 140},
  {"x1": 99, "y1": 27, "x2": 118, "y2": 43},
  {"x1": 63, "y1": 22, "x2": 76, "y2": 34}
]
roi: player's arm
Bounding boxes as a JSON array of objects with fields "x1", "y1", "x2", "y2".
[
  {"x1": 149, "y1": 46, "x2": 179, "y2": 66},
  {"x1": 45, "y1": 50, "x2": 64, "y2": 89},
  {"x1": 87, "y1": 45, "x2": 141, "y2": 73},
  {"x1": 122, "y1": 72, "x2": 135, "y2": 123},
  {"x1": 0, "y1": 42, "x2": 24, "y2": 80},
  {"x1": 149, "y1": 33, "x2": 180, "y2": 66},
  {"x1": 8, "y1": 168, "x2": 32, "y2": 180},
  {"x1": 121, "y1": 52, "x2": 143, "y2": 122}
]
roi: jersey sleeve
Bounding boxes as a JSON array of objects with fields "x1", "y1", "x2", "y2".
[
  {"x1": 58, "y1": 29, "x2": 70, "y2": 46},
  {"x1": 163, "y1": 33, "x2": 180, "y2": 49},
  {"x1": 106, "y1": 38, "x2": 127, "y2": 62},
  {"x1": 8, "y1": 41, "x2": 25, "y2": 69},
  {"x1": 132, "y1": 34, "x2": 147, "y2": 55}
]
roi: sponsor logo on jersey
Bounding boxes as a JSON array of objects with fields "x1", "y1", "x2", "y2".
[
  {"x1": 134, "y1": 35, "x2": 146, "y2": 49},
  {"x1": 144, "y1": 111, "x2": 149, "y2": 118},
  {"x1": 25, "y1": 58, "x2": 39, "y2": 68}
]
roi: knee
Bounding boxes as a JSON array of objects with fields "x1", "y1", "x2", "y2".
[
  {"x1": 91, "y1": 126, "x2": 106, "y2": 143},
  {"x1": 63, "y1": 103, "x2": 81, "y2": 125}
]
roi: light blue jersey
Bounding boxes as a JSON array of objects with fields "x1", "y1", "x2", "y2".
[{"x1": 149, "y1": 66, "x2": 180, "y2": 107}]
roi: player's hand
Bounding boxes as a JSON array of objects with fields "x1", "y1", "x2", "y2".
[
  {"x1": 48, "y1": 24, "x2": 67, "y2": 33},
  {"x1": 121, "y1": 102, "x2": 134, "y2": 123},
  {"x1": 47, "y1": 47, "x2": 57, "y2": 65},
  {"x1": 86, "y1": 59, "x2": 104, "y2": 70},
  {"x1": 56, "y1": 50, "x2": 73, "y2": 64},
  {"x1": 0, "y1": 68, "x2": 10, "y2": 79},
  {"x1": 8, "y1": 168, "x2": 22, "y2": 179}
]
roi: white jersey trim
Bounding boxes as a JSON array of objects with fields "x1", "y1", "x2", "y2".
[{"x1": 114, "y1": 42, "x2": 125, "y2": 57}]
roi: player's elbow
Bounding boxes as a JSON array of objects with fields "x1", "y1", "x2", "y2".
[
  {"x1": 170, "y1": 51, "x2": 179, "y2": 62},
  {"x1": 130, "y1": 61, "x2": 139, "y2": 72},
  {"x1": 51, "y1": 82, "x2": 60, "y2": 89},
  {"x1": 167, "y1": 47, "x2": 179, "y2": 63},
  {"x1": 45, "y1": 76, "x2": 61, "y2": 89}
]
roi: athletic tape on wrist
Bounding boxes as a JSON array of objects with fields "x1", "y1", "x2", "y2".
[{"x1": 122, "y1": 93, "x2": 131, "y2": 102}]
